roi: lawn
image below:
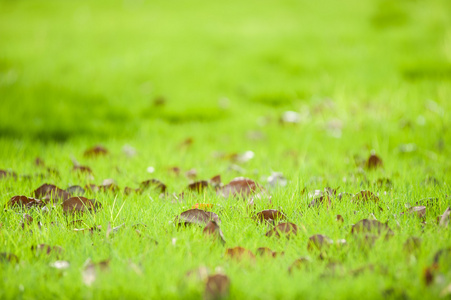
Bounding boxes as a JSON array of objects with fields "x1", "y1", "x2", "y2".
[{"x1": 1, "y1": 0, "x2": 451, "y2": 299}]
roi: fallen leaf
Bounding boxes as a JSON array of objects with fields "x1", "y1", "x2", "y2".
[
  {"x1": 265, "y1": 222, "x2": 298, "y2": 238},
  {"x1": 218, "y1": 177, "x2": 266, "y2": 199},
  {"x1": 0, "y1": 169, "x2": 17, "y2": 179},
  {"x1": 433, "y1": 248, "x2": 451, "y2": 264},
  {"x1": 366, "y1": 153, "x2": 383, "y2": 169},
  {"x1": 175, "y1": 209, "x2": 221, "y2": 227},
  {"x1": 204, "y1": 274, "x2": 230, "y2": 300},
  {"x1": 351, "y1": 219, "x2": 393, "y2": 237},
  {"x1": 336, "y1": 215, "x2": 344, "y2": 224},
  {"x1": 185, "y1": 168, "x2": 197, "y2": 179},
  {"x1": 140, "y1": 179, "x2": 167, "y2": 194},
  {"x1": 33, "y1": 183, "x2": 71, "y2": 203},
  {"x1": 439, "y1": 207, "x2": 450, "y2": 227},
  {"x1": 187, "y1": 180, "x2": 209, "y2": 192},
  {"x1": 423, "y1": 264, "x2": 439, "y2": 286},
  {"x1": 62, "y1": 197, "x2": 101, "y2": 214},
  {"x1": 225, "y1": 247, "x2": 255, "y2": 261},
  {"x1": 209, "y1": 175, "x2": 222, "y2": 188},
  {"x1": 84, "y1": 145, "x2": 108, "y2": 158},
  {"x1": 307, "y1": 234, "x2": 333, "y2": 252},
  {"x1": 21, "y1": 213, "x2": 33, "y2": 228},
  {"x1": 99, "y1": 179, "x2": 120, "y2": 193},
  {"x1": 65, "y1": 185, "x2": 85, "y2": 196},
  {"x1": 401, "y1": 206, "x2": 426, "y2": 219},
  {"x1": 8, "y1": 195, "x2": 44, "y2": 209},
  {"x1": 0, "y1": 252, "x2": 19, "y2": 263},
  {"x1": 82, "y1": 259, "x2": 110, "y2": 286},
  {"x1": 288, "y1": 257, "x2": 310, "y2": 273},
  {"x1": 203, "y1": 221, "x2": 226, "y2": 244},
  {"x1": 254, "y1": 209, "x2": 286, "y2": 224},
  {"x1": 352, "y1": 191, "x2": 379, "y2": 204},
  {"x1": 72, "y1": 165, "x2": 93, "y2": 174}
]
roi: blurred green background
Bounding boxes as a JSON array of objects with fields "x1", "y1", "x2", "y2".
[{"x1": 0, "y1": 0, "x2": 450, "y2": 141}]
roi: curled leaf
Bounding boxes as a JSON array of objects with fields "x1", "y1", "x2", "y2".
[
  {"x1": 8, "y1": 196, "x2": 44, "y2": 209},
  {"x1": 33, "y1": 183, "x2": 71, "y2": 203},
  {"x1": 187, "y1": 180, "x2": 209, "y2": 192},
  {"x1": 366, "y1": 153, "x2": 383, "y2": 169},
  {"x1": 351, "y1": 219, "x2": 393, "y2": 237},
  {"x1": 217, "y1": 177, "x2": 264, "y2": 199},
  {"x1": 203, "y1": 221, "x2": 226, "y2": 245}
]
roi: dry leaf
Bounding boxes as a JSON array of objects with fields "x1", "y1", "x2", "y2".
[
  {"x1": 8, "y1": 195, "x2": 44, "y2": 209},
  {"x1": 288, "y1": 257, "x2": 310, "y2": 273},
  {"x1": 352, "y1": 191, "x2": 379, "y2": 204},
  {"x1": 265, "y1": 222, "x2": 298, "y2": 238},
  {"x1": 65, "y1": 185, "x2": 85, "y2": 196},
  {"x1": 217, "y1": 177, "x2": 263, "y2": 198},
  {"x1": 0, "y1": 252, "x2": 19, "y2": 263},
  {"x1": 366, "y1": 153, "x2": 383, "y2": 169},
  {"x1": 307, "y1": 234, "x2": 333, "y2": 252},
  {"x1": 204, "y1": 274, "x2": 230, "y2": 300},
  {"x1": 403, "y1": 237, "x2": 421, "y2": 253},
  {"x1": 351, "y1": 219, "x2": 393, "y2": 237},
  {"x1": 439, "y1": 207, "x2": 450, "y2": 227},
  {"x1": 401, "y1": 206, "x2": 426, "y2": 219},
  {"x1": 62, "y1": 197, "x2": 101, "y2": 214},
  {"x1": 254, "y1": 210, "x2": 286, "y2": 224},
  {"x1": 84, "y1": 145, "x2": 108, "y2": 158},
  {"x1": 32, "y1": 244, "x2": 64, "y2": 256},
  {"x1": 203, "y1": 221, "x2": 226, "y2": 244},
  {"x1": 225, "y1": 247, "x2": 255, "y2": 261},
  {"x1": 175, "y1": 209, "x2": 221, "y2": 227},
  {"x1": 140, "y1": 179, "x2": 167, "y2": 194},
  {"x1": 187, "y1": 180, "x2": 209, "y2": 192}
]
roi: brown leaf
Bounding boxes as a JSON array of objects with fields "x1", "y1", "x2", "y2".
[
  {"x1": 185, "y1": 168, "x2": 197, "y2": 179},
  {"x1": 62, "y1": 196, "x2": 101, "y2": 214},
  {"x1": 204, "y1": 274, "x2": 230, "y2": 300},
  {"x1": 352, "y1": 190, "x2": 379, "y2": 204},
  {"x1": 307, "y1": 234, "x2": 333, "y2": 252},
  {"x1": 401, "y1": 206, "x2": 426, "y2": 219},
  {"x1": 336, "y1": 215, "x2": 344, "y2": 224},
  {"x1": 255, "y1": 247, "x2": 283, "y2": 258},
  {"x1": 225, "y1": 247, "x2": 255, "y2": 261},
  {"x1": 82, "y1": 259, "x2": 110, "y2": 286},
  {"x1": 73, "y1": 165, "x2": 93, "y2": 174},
  {"x1": 203, "y1": 221, "x2": 226, "y2": 244},
  {"x1": 288, "y1": 257, "x2": 310, "y2": 273},
  {"x1": 366, "y1": 153, "x2": 383, "y2": 169},
  {"x1": 217, "y1": 177, "x2": 263, "y2": 198},
  {"x1": 21, "y1": 213, "x2": 33, "y2": 228},
  {"x1": 140, "y1": 179, "x2": 167, "y2": 194},
  {"x1": 308, "y1": 195, "x2": 332, "y2": 209},
  {"x1": 0, "y1": 169, "x2": 17, "y2": 179},
  {"x1": 254, "y1": 209, "x2": 287, "y2": 224},
  {"x1": 33, "y1": 183, "x2": 71, "y2": 203},
  {"x1": 0, "y1": 252, "x2": 19, "y2": 263},
  {"x1": 210, "y1": 175, "x2": 222, "y2": 188},
  {"x1": 8, "y1": 195, "x2": 44, "y2": 209},
  {"x1": 34, "y1": 157, "x2": 45, "y2": 167},
  {"x1": 187, "y1": 180, "x2": 209, "y2": 192},
  {"x1": 423, "y1": 264, "x2": 439, "y2": 286},
  {"x1": 439, "y1": 207, "x2": 450, "y2": 227},
  {"x1": 265, "y1": 222, "x2": 298, "y2": 238},
  {"x1": 65, "y1": 185, "x2": 85, "y2": 196},
  {"x1": 175, "y1": 209, "x2": 221, "y2": 227},
  {"x1": 84, "y1": 145, "x2": 108, "y2": 158},
  {"x1": 99, "y1": 179, "x2": 120, "y2": 193},
  {"x1": 32, "y1": 244, "x2": 64, "y2": 256},
  {"x1": 351, "y1": 219, "x2": 393, "y2": 237}
]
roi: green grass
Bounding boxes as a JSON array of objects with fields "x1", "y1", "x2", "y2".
[{"x1": 1, "y1": 0, "x2": 451, "y2": 298}]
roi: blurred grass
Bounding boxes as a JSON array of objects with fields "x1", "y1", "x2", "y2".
[{"x1": 0, "y1": 0, "x2": 450, "y2": 140}]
